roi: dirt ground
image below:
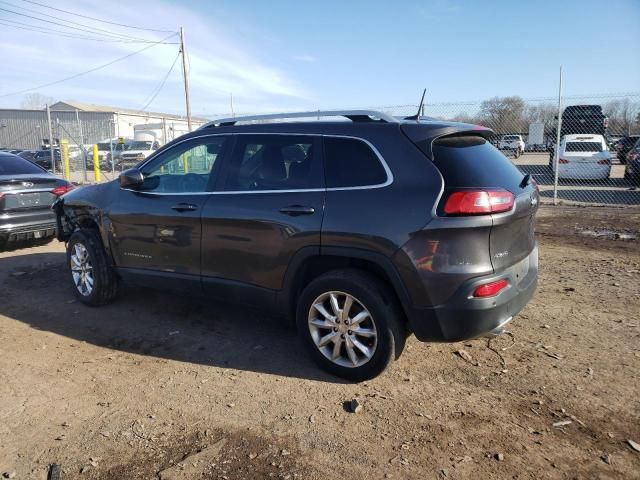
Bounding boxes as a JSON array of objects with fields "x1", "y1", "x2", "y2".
[{"x1": 1, "y1": 205, "x2": 639, "y2": 480}]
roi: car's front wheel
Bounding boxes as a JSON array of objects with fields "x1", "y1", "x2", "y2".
[
  {"x1": 296, "y1": 269, "x2": 406, "y2": 381},
  {"x1": 67, "y1": 228, "x2": 119, "y2": 306}
]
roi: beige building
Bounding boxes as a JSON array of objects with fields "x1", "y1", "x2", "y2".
[{"x1": 0, "y1": 101, "x2": 207, "y2": 150}]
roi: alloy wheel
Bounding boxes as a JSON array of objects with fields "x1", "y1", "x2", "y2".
[
  {"x1": 307, "y1": 291, "x2": 378, "y2": 368},
  {"x1": 70, "y1": 243, "x2": 94, "y2": 297}
]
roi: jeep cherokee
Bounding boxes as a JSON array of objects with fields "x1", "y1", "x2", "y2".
[{"x1": 53, "y1": 110, "x2": 539, "y2": 381}]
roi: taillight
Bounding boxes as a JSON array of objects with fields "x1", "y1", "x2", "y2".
[
  {"x1": 473, "y1": 279, "x2": 509, "y2": 298},
  {"x1": 597, "y1": 158, "x2": 611, "y2": 165},
  {"x1": 558, "y1": 158, "x2": 570, "y2": 164},
  {"x1": 443, "y1": 189, "x2": 514, "y2": 215},
  {"x1": 51, "y1": 184, "x2": 74, "y2": 196}
]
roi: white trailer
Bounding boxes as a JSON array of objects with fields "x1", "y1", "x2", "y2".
[{"x1": 527, "y1": 123, "x2": 545, "y2": 151}]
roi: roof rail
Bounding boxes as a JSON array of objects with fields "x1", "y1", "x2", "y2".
[{"x1": 199, "y1": 110, "x2": 398, "y2": 129}]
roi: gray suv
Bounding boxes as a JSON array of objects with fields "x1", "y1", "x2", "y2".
[{"x1": 53, "y1": 110, "x2": 538, "y2": 380}]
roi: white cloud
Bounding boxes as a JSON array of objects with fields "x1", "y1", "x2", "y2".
[{"x1": 0, "y1": 0, "x2": 313, "y2": 114}]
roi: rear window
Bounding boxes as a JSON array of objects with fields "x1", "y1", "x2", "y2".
[
  {"x1": 431, "y1": 136, "x2": 525, "y2": 190},
  {"x1": 0, "y1": 153, "x2": 46, "y2": 175},
  {"x1": 324, "y1": 137, "x2": 387, "y2": 188},
  {"x1": 565, "y1": 106, "x2": 603, "y2": 115},
  {"x1": 565, "y1": 142, "x2": 602, "y2": 152},
  {"x1": 503, "y1": 136, "x2": 519, "y2": 141}
]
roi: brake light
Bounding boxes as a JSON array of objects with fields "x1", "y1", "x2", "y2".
[
  {"x1": 558, "y1": 158, "x2": 570, "y2": 164},
  {"x1": 473, "y1": 279, "x2": 509, "y2": 298},
  {"x1": 51, "y1": 184, "x2": 74, "y2": 196},
  {"x1": 443, "y1": 189, "x2": 514, "y2": 215},
  {"x1": 597, "y1": 158, "x2": 611, "y2": 165}
]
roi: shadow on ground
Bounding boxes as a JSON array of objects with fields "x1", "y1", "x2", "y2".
[{"x1": 0, "y1": 251, "x2": 345, "y2": 384}]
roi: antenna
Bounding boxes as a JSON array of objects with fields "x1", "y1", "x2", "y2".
[{"x1": 405, "y1": 88, "x2": 426, "y2": 122}]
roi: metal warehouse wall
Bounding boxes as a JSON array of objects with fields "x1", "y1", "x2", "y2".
[{"x1": 0, "y1": 109, "x2": 116, "y2": 150}]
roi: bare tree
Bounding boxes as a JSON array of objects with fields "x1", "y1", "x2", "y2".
[
  {"x1": 478, "y1": 96, "x2": 526, "y2": 134},
  {"x1": 21, "y1": 93, "x2": 55, "y2": 110},
  {"x1": 604, "y1": 99, "x2": 640, "y2": 135},
  {"x1": 523, "y1": 103, "x2": 557, "y2": 130}
]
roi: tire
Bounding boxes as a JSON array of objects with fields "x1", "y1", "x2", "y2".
[
  {"x1": 296, "y1": 269, "x2": 406, "y2": 381},
  {"x1": 514, "y1": 147, "x2": 521, "y2": 159},
  {"x1": 67, "y1": 228, "x2": 119, "y2": 306}
]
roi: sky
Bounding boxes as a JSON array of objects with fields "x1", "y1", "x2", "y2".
[{"x1": 0, "y1": 0, "x2": 639, "y2": 118}]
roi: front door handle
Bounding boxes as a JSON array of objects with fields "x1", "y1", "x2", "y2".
[
  {"x1": 279, "y1": 205, "x2": 315, "y2": 216},
  {"x1": 171, "y1": 203, "x2": 198, "y2": 212}
]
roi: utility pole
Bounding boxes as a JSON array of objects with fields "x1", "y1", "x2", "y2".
[
  {"x1": 45, "y1": 104, "x2": 56, "y2": 175},
  {"x1": 230, "y1": 92, "x2": 235, "y2": 118},
  {"x1": 553, "y1": 66, "x2": 563, "y2": 206},
  {"x1": 76, "y1": 109, "x2": 87, "y2": 182},
  {"x1": 179, "y1": 27, "x2": 193, "y2": 132}
]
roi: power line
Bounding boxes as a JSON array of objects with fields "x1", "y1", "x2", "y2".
[
  {"x1": 0, "y1": 18, "x2": 178, "y2": 43},
  {"x1": 20, "y1": 0, "x2": 176, "y2": 34},
  {"x1": 0, "y1": 33, "x2": 178, "y2": 98},
  {"x1": 0, "y1": 2, "x2": 168, "y2": 43},
  {"x1": 136, "y1": 52, "x2": 181, "y2": 114}
]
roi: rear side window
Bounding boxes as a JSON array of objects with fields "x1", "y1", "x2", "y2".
[
  {"x1": 323, "y1": 137, "x2": 387, "y2": 188},
  {"x1": 432, "y1": 136, "x2": 524, "y2": 191},
  {"x1": 565, "y1": 142, "x2": 602, "y2": 152},
  {"x1": 225, "y1": 135, "x2": 321, "y2": 191},
  {"x1": 0, "y1": 153, "x2": 45, "y2": 175}
]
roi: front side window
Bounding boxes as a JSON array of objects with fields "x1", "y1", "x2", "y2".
[
  {"x1": 323, "y1": 137, "x2": 387, "y2": 188},
  {"x1": 139, "y1": 136, "x2": 228, "y2": 193},
  {"x1": 224, "y1": 135, "x2": 321, "y2": 191}
]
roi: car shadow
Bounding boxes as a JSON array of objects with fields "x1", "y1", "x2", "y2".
[{"x1": 0, "y1": 251, "x2": 348, "y2": 384}]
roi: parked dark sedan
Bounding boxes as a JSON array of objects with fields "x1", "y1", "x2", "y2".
[
  {"x1": 0, "y1": 152, "x2": 74, "y2": 249},
  {"x1": 33, "y1": 149, "x2": 63, "y2": 172},
  {"x1": 613, "y1": 135, "x2": 640, "y2": 163},
  {"x1": 624, "y1": 141, "x2": 640, "y2": 186},
  {"x1": 17, "y1": 150, "x2": 38, "y2": 163}
]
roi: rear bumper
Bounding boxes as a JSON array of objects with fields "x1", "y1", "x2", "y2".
[
  {"x1": 0, "y1": 214, "x2": 57, "y2": 243},
  {"x1": 407, "y1": 245, "x2": 538, "y2": 342},
  {"x1": 557, "y1": 164, "x2": 611, "y2": 180}
]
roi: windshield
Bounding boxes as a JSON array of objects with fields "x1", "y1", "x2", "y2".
[
  {"x1": 503, "y1": 136, "x2": 519, "y2": 141},
  {"x1": 565, "y1": 142, "x2": 603, "y2": 152},
  {"x1": 126, "y1": 141, "x2": 153, "y2": 150},
  {"x1": 0, "y1": 153, "x2": 46, "y2": 175}
]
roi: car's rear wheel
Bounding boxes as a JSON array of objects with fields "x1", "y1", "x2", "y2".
[
  {"x1": 67, "y1": 228, "x2": 119, "y2": 306},
  {"x1": 296, "y1": 269, "x2": 406, "y2": 381}
]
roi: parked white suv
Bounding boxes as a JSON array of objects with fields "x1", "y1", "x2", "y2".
[{"x1": 498, "y1": 135, "x2": 525, "y2": 158}]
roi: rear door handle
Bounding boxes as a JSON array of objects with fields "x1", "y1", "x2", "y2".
[
  {"x1": 279, "y1": 205, "x2": 315, "y2": 216},
  {"x1": 171, "y1": 203, "x2": 198, "y2": 212}
]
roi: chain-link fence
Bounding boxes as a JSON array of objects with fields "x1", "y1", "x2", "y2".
[
  {"x1": 0, "y1": 108, "x2": 198, "y2": 184},
  {"x1": 3, "y1": 93, "x2": 639, "y2": 208},
  {"x1": 369, "y1": 92, "x2": 640, "y2": 207}
]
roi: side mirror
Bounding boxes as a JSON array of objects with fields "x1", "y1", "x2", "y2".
[{"x1": 119, "y1": 168, "x2": 144, "y2": 189}]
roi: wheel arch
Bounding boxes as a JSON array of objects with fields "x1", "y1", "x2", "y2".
[{"x1": 278, "y1": 246, "x2": 412, "y2": 326}]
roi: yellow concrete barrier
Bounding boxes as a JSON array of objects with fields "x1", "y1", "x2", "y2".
[{"x1": 93, "y1": 144, "x2": 101, "y2": 183}]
